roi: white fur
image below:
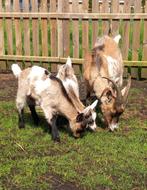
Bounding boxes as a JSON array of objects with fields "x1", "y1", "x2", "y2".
[
  {"x1": 66, "y1": 56, "x2": 72, "y2": 67},
  {"x1": 63, "y1": 78, "x2": 79, "y2": 98},
  {"x1": 104, "y1": 55, "x2": 120, "y2": 83},
  {"x1": 90, "y1": 112, "x2": 97, "y2": 131},
  {"x1": 83, "y1": 100, "x2": 98, "y2": 114},
  {"x1": 90, "y1": 100, "x2": 98, "y2": 110},
  {"x1": 34, "y1": 78, "x2": 51, "y2": 95},
  {"x1": 113, "y1": 34, "x2": 121, "y2": 44},
  {"x1": 11, "y1": 64, "x2": 22, "y2": 78},
  {"x1": 109, "y1": 123, "x2": 119, "y2": 131},
  {"x1": 28, "y1": 66, "x2": 46, "y2": 82}
]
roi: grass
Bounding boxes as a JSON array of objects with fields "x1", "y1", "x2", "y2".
[{"x1": 0, "y1": 99, "x2": 147, "y2": 190}]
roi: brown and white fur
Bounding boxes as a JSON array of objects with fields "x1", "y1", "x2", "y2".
[
  {"x1": 83, "y1": 35, "x2": 131, "y2": 131},
  {"x1": 11, "y1": 64, "x2": 98, "y2": 141},
  {"x1": 56, "y1": 57, "x2": 97, "y2": 131}
]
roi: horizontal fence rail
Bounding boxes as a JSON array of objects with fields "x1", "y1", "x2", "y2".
[
  {"x1": 1, "y1": 13, "x2": 147, "y2": 20},
  {"x1": 0, "y1": 0, "x2": 147, "y2": 79}
]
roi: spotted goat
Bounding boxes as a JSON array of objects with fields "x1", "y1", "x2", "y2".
[
  {"x1": 11, "y1": 63, "x2": 98, "y2": 142},
  {"x1": 83, "y1": 34, "x2": 131, "y2": 131}
]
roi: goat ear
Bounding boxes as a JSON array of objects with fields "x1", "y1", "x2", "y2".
[
  {"x1": 90, "y1": 100, "x2": 98, "y2": 110},
  {"x1": 94, "y1": 37, "x2": 104, "y2": 48},
  {"x1": 113, "y1": 34, "x2": 121, "y2": 44},
  {"x1": 66, "y1": 56, "x2": 72, "y2": 67},
  {"x1": 76, "y1": 113, "x2": 84, "y2": 122}
]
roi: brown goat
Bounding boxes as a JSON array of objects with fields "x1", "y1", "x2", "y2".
[{"x1": 83, "y1": 35, "x2": 131, "y2": 131}]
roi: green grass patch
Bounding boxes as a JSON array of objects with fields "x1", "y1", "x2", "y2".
[{"x1": 0, "y1": 101, "x2": 147, "y2": 190}]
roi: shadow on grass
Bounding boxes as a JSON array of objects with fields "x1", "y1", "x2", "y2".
[{"x1": 23, "y1": 112, "x2": 73, "y2": 137}]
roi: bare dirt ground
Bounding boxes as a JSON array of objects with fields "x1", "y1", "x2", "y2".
[{"x1": 0, "y1": 72, "x2": 147, "y2": 120}]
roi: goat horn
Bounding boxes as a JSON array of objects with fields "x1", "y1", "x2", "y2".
[
  {"x1": 123, "y1": 74, "x2": 131, "y2": 106},
  {"x1": 102, "y1": 77, "x2": 123, "y2": 103}
]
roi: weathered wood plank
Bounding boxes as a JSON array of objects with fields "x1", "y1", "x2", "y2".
[
  {"x1": 122, "y1": 0, "x2": 131, "y2": 59},
  {"x1": 50, "y1": 0, "x2": 57, "y2": 57},
  {"x1": 0, "y1": 0, "x2": 4, "y2": 55},
  {"x1": 72, "y1": 0, "x2": 80, "y2": 74},
  {"x1": 111, "y1": 0, "x2": 120, "y2": 35},
  {"x1": 72, "y1": 0, "x2": 79, "y2": 58},
  {"x1": 82, "y1": 0, "x2": 89, "y2": 57},
  {"x1": 23, "y1": 0, "x2": 30, "y2": 56},
  {"x1": 101, "y1": 0, "x2": 109, "y2": 35},
  {"x1": 131, "y1": 0, "x2": 142, "y2": 78},
  {"x1": 0, "y1": 55, "x2": 147, "y2": 68},
  {"x1": 57, "y1": 0, "x2": 63, "y2": 57},
  {"x1": 142, "y1": 1, "x2": 147, "y2": 78},
  {"x1": 92, "y1": 0, "x2": 98, "y2": 47},
  {"x1": 50, "y1": 0, "x2": 57, "y2": 73},
  {"x1": 40, "y1": 0, "x2": 48, "y2": 56},
  {"x1": 1, "y1": 13, "x2": 147, "y2": 20},
  {"x1": 63, "y1": 0, "x2": 70, "y2": 57},
  {"x1": 5, "y1": 0, "x2": 13, "y2": 55},
  {"x1": 13, "y1": 0, "x2": 22, "y2": 55},
  {"x1": 31, "y1": 0, "x2": 39, "y2": 56}
]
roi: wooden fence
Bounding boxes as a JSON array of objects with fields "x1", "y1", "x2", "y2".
[{"x1": 0, "y1": 0, "x2": 147, "y2": 79}]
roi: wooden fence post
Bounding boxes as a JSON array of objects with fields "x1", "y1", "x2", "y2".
[
  {"x1": 31, "y1": 0, "x2": 39, "y2": 56},
  {"x1": 58, "y1": 0, "x2": 63, "y2": 57},
  {"x1": 131, "y1": 0, "x2": 142, "y2": 79},
  {"x1": 92, "y1": 0, "x2": 99, "y2": 47},
  {"x1": 5, "y1": 0, "x2": 13, "y2": 55},
  {"x1": 111, "y1": 0, "x2": 120, "y2": 35},
  {"x1": 101, "y1": 0, "x2": 109, "y2": 35},
  {"x1": 0, "y1": 0, "x2": 4, "y2": 55},
  {"x1": 63, "y1": 0, "x2": 70, "y2": 57},
  {"x1": 13, "y1": 0, "x2": 22, "y2": 56},
  {"x1": 23, "y1": 0, "x2": 30, "y2": 57},
  {"x1": 50, "y1": 0, "x2": 57, "y2": 73},
  {"x1": 142, "y1": 0, "x2": 147, "y2": 78},
  {"x1": 82, "y1": 0, "x2": 89, "y2": 57}
]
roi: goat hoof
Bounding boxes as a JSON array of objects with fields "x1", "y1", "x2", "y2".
[
  {"x1": 19, "y1": 123, "x2": 25, "y2": 129},
  {"x1": 34, "y1": 119, "x2": 40, "y2": 126},
  {"x1": 53, "y1": 137, "x2": 61, "y2": 143}
]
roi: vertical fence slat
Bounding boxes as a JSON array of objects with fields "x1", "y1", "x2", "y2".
[
  {"x1": 101, "y1": 0, "x2": 109, "y2": 35},
  {"x1": 122, "y1": 0, "x2": 131, "y2": 60},
  {"x1": 31, "y1": 0, "x2": 39, "y2": 56},
  {"x1": 82, "y1": 0, "x2": 89, "y2": 57},
  {"x1": 50, "y1": 0, "x2": 57, "y2": 73},
  {"x1": 72, "y1": 0, "x2": 80, "y2": 75},
  {"x1": 92, "y1": 0, "x2": 98, "y2": 47},
  {"x1": 0, "y1": 1, "x2": 4, "y2": 55},
  {"x1": 13, "y1": 0, "x2": 22, "y2": 55},
  {"x1": 131, "y1": 0, "x2": 142, "y2": 78},
  {"x1": 111, "y1": 0, "x2": 120, "y2": 35},
  {"x1": 132, "y1": 0, "x2": 142, "y2": 60},
  {"x1": 72, "y1": 0, "x2": 79, "y2": 58},
  {"x1": 5, "y1": 0, "x2": 13, "y2": 55},
  {"x1": 63, "y1": 0, "x2": 70, "y2": 57},
  {"x1": 23, "y1": 0, "x2": 30, "y2": 56},
  {"x1": 40, "y1": 0, "x2": 48, "y2": 56},
  {"x1": 50, "y1": 0, "x2": 57, "y2": 57},
  {"x1": 58, "y1": 0, "x2": 63, "y2": 57},
  {"x1": 142, "y1": 1, "x2": 147, "y2": 78},
  {"x1": 143, "y1": 2, "x2": 147, "y2": 61}
]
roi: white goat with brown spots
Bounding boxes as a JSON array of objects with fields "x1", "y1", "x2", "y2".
[
  {"x1": 83, "y1": 35, "x2": 131, "y2": 131},
  {"x1": 11, "y1": 63, "x2": 98, "y2": 142}
]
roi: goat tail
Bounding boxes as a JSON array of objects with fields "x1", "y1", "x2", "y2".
[{"x1": 11, "y1": 64, "x2": 22, "y2": 78}]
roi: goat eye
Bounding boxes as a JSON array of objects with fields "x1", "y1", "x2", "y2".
[{"x1": 88, "y1": 120, "x2": 94, "y2": 125}]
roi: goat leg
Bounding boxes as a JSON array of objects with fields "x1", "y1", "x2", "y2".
[
  {"x1": 28, "y1": 105, "x2": 40, "y2": 126},
  {"x1": 18, "y1": 109, "x2": 25, "y2": 128},
  {"x1": 50, "y1": 115, "x2": 60, "y2": 143}
]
